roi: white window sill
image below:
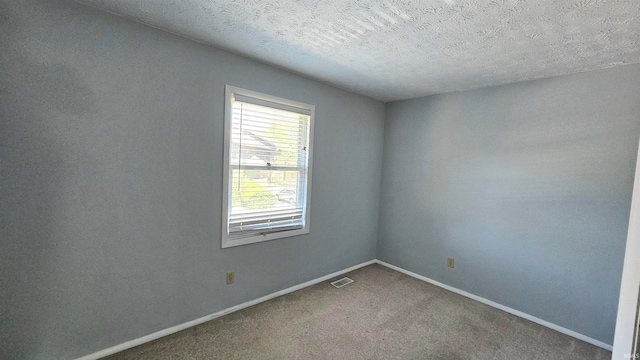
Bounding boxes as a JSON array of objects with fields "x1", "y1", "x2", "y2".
[{"x1": 221, "y1": 228, "x2": 310, "y2": 248}]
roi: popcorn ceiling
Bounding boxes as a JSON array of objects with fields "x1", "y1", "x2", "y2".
[{"x1": 76, "y1": 0, "x2": 640, "y2": 101}]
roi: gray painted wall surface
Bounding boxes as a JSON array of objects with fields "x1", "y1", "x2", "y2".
[
  {"x1": 0, "y1": 1, "x2": 384, "y2": 358},
  {"x1": 378, "y1": 64, "x2": 640, "y2": 344},
  {"x1": 3, "y1": 0, "x2": 640, "y2": 357}
]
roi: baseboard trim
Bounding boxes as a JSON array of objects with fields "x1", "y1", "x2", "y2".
[
  {"x1": 77, "y1": 258, "x2": 612, "y2": 359},
  {"x1": 374, "y1": 260, "x2": 613, "y2": 351},
  {"x1": 75, "y1": 259, "x2": 376, "y2": 360}
]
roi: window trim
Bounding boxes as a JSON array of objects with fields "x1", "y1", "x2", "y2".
[{"x1": 221, "y1": 85, "x2": 314, "y2": 248}]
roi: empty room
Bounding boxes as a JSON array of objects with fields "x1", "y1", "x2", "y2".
[{"x1": 3, "y1": 0, "x2": 640, "y2": 359}]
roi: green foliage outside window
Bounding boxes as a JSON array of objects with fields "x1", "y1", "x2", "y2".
[{"x1": 231, "y1": 176, "x2": 277, "y2": 209}]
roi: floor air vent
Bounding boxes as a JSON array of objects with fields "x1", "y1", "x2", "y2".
[{"x1": 330, "y1": 277, "x2": 354, "y2": 288}]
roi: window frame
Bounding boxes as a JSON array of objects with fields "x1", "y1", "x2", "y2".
[{"x1": 221, "y1": 85, "x2": 314, "y2": 248}]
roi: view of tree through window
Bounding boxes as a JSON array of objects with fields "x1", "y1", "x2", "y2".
[{"x1": 227, "y1": 98, "x2": 311, "y2": 237}]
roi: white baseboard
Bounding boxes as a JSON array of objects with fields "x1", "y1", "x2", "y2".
[
  {"x1": 75, "y1": 260, "x2": 376, "y2": 360},
  {"x1": 374, "y1": 260, "x2": 613, "y2": 351},
  {"x1": 77, "y1": 258, "x2": 613, "y2": 359}
]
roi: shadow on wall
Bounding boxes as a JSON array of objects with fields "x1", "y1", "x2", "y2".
[{"x1": 0, "y1": 3, "x2": 97, "y2": 357}]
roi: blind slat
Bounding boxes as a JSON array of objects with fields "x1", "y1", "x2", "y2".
[
  {"x1": 228, "y1": 165, "x2": 305, "y2": 171},
  {"x1": 227, "y1": 95, "x2": 311, "y2": 238},
  {"x1": 233, "y1": 95, "x2": 312, "y2": 115}
]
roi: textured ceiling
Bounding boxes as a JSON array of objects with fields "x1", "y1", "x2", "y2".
[{"x1": 76, "y1": 0, "x2": 640, "y2": 101}]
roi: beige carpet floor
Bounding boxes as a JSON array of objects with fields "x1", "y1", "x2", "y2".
[{"x1": 103, "y1": 264, "x2": 611, "y2": 359}]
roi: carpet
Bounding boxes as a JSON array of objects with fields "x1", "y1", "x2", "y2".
[{"x1": 103, "y1": 264, "x2": 611, "y2": 359}]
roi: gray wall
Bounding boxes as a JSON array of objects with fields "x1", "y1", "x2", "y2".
[
  {"x1": 3, "y1": 0, "x2": 639, "y2": 358},
  {"x1": 378, "y1": 64, "x2": 640, "y2": 344},
  {"x1": 0, "y1": 0, "x2": 384, "y2": 358}
]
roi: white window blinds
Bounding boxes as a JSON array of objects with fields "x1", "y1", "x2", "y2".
[{"x1": 225, "y1": 90, "x2": 312, "y2": 243}]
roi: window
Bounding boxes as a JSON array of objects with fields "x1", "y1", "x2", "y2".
[{"x1": 222, "y1": 85, "x2": 314, "y2": 248}]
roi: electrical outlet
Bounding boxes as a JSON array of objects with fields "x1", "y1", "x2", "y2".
[
  {"x1": 226, "y1": 272, "x2": 234, "y2": 284},
  {"x1": 447, "y1": 257, "x2": 455, "y2": 268}
]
